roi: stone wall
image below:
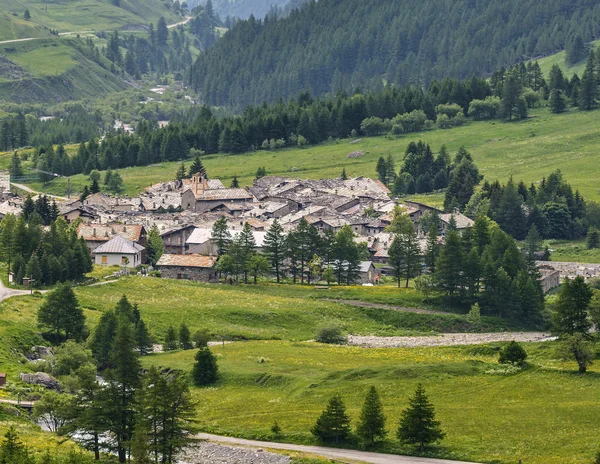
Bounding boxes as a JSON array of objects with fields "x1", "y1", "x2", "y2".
[{"x1": 159, "y1": 265, "x2": 217, "y2": 282}]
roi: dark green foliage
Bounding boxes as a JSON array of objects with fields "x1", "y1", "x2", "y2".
[
  {"x1": 37, "y1": 284, "x2": 86, "y2": 342},
  {"x1": 553, "y1": 276, "x2": 593, "y2": 336},
  {"x1": 558, "y1": 333, "x2": 593, "y2": 374},
  {"x1": 146, "y1": 224, "x2": 164, "y2": 266},
  {"x1": 311, "y1": 394, "x2": 351, "y2": 444},
  {"x1": 587, "y1": 228, "x2": 600, "y2": 249},
  {"x1": 263, "y1": 219, "x2": 286, "y2": 283},
  {"x1": 192, "y1": 347, "x2": 219, "y2": 386},
  {"x1": 178, "y1": 323, "x2": 192, "y2": 349},
  {"x1": 579, "y1": 53, "x2": 598, "y2": 110},
  {"x1": 498, "y1": 341, "x2": 527, "y2": 365},
  {"x1": 566, "y1": 35, "x2": 587, "y2": 65},
  {"x1": 0, "y1": 427, "x2": 33, "y2": 464},
  {"x1": 190, "y1": 0, "x2": 598, "y2": 108},
  {"x1": 135, "y1": 319, "x2": 152, "y2": 356},
  {"x1": 89, "y1": 310, "x2": 118, "y2": 368},
  {"x1": 356, "y1": 386, "x2": 387, "y2": 446},
  {"x1": 164, "y1": 326, "x2": 178, "y2": 351},
  {"x1": 192, "y1": 329, "x2": 210, "y2": 348},
  {"x1": 444, "y1": 147, "x2": 482, "y2": 211},
  {"x1": 397, "y1": 384, "x2": 445, "y2": 451},
  {"x1": 315, "y1": 325, "x2": 347, "y2": 345}
]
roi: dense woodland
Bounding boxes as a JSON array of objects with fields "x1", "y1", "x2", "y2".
[{"x1": 189, "y1": 0, "x2": 600, "y2": 107}]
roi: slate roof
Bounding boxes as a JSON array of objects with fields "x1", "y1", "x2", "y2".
[
  {"x1": 77, "y1": 223, "x2": 145, "y2": 242},
  {"x1": 156, "y1": 254, "x2": 217, "y2": 268},
  {"x1": 93, "y1": 235, "x2": 144, "y2": 254}
]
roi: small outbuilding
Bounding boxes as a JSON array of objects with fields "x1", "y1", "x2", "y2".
[
  {"x1": 92, "y1": 235, "x2": 145, "y2": 268},
  {"x1": 156, "y1": 254, "x2": 218, "y2": 282},
  {"x1": 359, "y1": 261, "x2": 376, "y2": 284},
  {"x1": 0, "y1": 373, "x2": 6, "y2": 387}
]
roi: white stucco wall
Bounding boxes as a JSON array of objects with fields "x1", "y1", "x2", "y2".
[{"x1": 93, "y1": 252, "x2": 141, "y2": 268}]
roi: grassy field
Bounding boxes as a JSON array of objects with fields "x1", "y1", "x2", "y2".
[
  {"x1": 20, "y1": 106, "x2": 600, "y2": 202},
  {"x1": 536, "y1": 40, "x2": 600, "y2": 80},
  {"x1": 142, "y1": 340, "x2": 600, "y2": 464},
  {"x1": 547, "y1": 239, "x2": 600, "y2": 264},
  {"x1": 0, "y1": 0, "x2": 180, "y2": 40}
]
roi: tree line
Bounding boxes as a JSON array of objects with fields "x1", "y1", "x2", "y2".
[
  {"x1": 212, "y1": 218, "x2": 368, "y2": 285},
  {"x1": 0, "y1": 214, "x2": 92, "y2": 289}
]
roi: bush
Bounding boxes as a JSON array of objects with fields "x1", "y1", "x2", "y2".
[
  {"x1": 498, "y1": 341, "x2": 527, "y2": 365},
  {"x1": 192, "y1": 347, "x2": 219, "y2": 386},
  {"x1": 192, "y1": 329, "x2": 210, "y2": 348},
  {"x1": 315, "y1": 325, "x2": 347, "y2": 345},
  {"x1": 466, "y1": 303, "x2": 481, "y2": 324}
]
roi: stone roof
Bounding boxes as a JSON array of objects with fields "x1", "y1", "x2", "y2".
[
  {"x1": 156, "y1": 254, "x2": 217, "y2": 268},
  {"x1": 185, "y1": 187, "x2": 253, "y2": 201},
  {"x1": 439, "y1": 213, "x2": 474, "y2": 229},
  {"x1": 78, "y1": 223, "x2": 145, "y2": 242},
  {"x1": 93, "y1": 235, "x2": 144, "y2": 254}
]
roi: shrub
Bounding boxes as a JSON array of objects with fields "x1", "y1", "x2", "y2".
[
  {"x1": 498, "y1": 341, "x2": 527, "y2": 365},
  {"x1": 315, "y1": 325, "x2": 347, "y2": 345},
  {"x1": 192, "y1": 329, "x2": 210, "y2": 348},
  {"x1": 192, "y1": 347, "x2": 219, "y2": 386},
  {"x1": 466, "y1": 303, "x2": 481, "y2": 324}
]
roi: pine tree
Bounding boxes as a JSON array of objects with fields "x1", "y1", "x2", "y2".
[
  {"x1": 356, "y1": 386, "x2": 387, "y2": 446},
  {"x1": 179, "y1": 323, "x2": 192, "y2": 349},
  {"x1": 434, "y1": 230, "x2": 465, "y2": 299},
  {"x1": 376, "y1": 156, "x2": 388, "y2": 185},
  {"x1": 157, "y1": 16, "x2": 169, "y2": 46},
  {"x1": 587, "y1": 228, "x2": 600, "y2": 249},
  {"x1": 135, "y1": 319, "x2": 152, "y2": 355},
  {"x1": 146, "y1": 224, "x2": 164, "y2": 266},
  {"x1": 192, "y1": 347, "x2": 218, "y2": 386},
  {"x1": 189, "y1": 156, "x2": 207, "y2": 177},
  {"x1": 397, "y1": 384, "x2": 445, "y2": 451},
  {"x1": 105, "y1": 315, "x2": 141, "y2": 462},
  {"x1": 549, "y1": 88, "x2": 566, "y2": 114},
  {"x1": 553, "y1": 276, "x2": 593, "y2": 336},
  {"x1": 164, "y1": 326, "x2": 178, "y2": 351},
  {"x1": 175, "y1": 161, "x2": 186, "y2": 181},
  {"x1": 9, "y1": 152, "x2": 23, "y2": 178},
  {"x1": 263, "y1": 219, "x2": 286, "y2": 283},
  {"x1": 311, "y1": 393, "x2": 351, "y2": 444},
  {"x1": 90, "y1": 178, "x2": 100, "y2": 194},
  {"x1": 211, "y1": 216, "x2": 231, "y2": 256},
  {"x1": 37, "y1": 283, "x2": 86, "y2": 342},
  {"x1": 579, "y1": 54, "x2": 598, "y2": 110},
  {"x1": 230, "y1": 175, "x2": 239, "y2": 188},
  {"x1": 23, "y1": 8, "x2": 30, "y2": 20}
]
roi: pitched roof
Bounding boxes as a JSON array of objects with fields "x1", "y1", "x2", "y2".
[
  {"x1": 184, "y1": 187, "x2": 253, "y2": 201},
  {"x1": 93, "y1": 235, "x2": 145, "y2": 254},
  {"x1": 78, "y1": 223, "x2": 145, "y2": 242},
  {"x1": 439, "y1": 213, "x2": 474, "y2": 229},
  {"x1": 156, "y1": 254, "x2": 217, "y2": 268}
]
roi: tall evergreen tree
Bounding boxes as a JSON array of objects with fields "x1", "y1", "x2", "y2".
[
  {"x1": 311, "y1": 394, "x2": 351, "y2": 444},
  {"x1": 356, "y1": 386, "x2": 387, "y2": 447},
  {"x1": 37, "y1": 284, "x2": 86, "y2": 342},
  {"x1": 553, "y1": 276, "x2": 593, "y2": 336},
  {"x1": 263, "y1": 219, "x2": 286, "y2": 282},
  {"x1": 397, "y1": 384, "x2": 445, "y2": 451}
]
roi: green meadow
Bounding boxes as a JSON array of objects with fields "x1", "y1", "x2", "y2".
[{"x1": 143, "y1": 340, "x2": 600, "y2": 464}]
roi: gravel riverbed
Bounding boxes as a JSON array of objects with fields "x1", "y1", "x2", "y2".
[
  {"x1": 348, "y1": 332, "x2": 556, "y2": 348},
  {"x1": 179, "y1": 442, "x2": 290, "y2": 464}
]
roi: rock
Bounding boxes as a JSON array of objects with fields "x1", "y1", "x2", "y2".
[
  {"x1": 179, "y1": 442, "x2": 289, "y2": 464},
  {"x1": 20, "y1": 372, "x2": 61, "y2": 391},
  {"x1": 26, "y1": 346, "x2": 53, "y2": 361},
  {"x1": 346, "y1": 150, "x2": 364, "y2": 158}
]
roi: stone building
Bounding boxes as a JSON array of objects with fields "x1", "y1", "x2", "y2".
[
  {"x1": 92, "y1": 235, "x2": 145, "y2": 268},
  {"x1": 156, "y1": 254, "x2": 218, "y2": 282},
  {"x1": 181, "y1": 174, "x2": 253, "y2": 212}
]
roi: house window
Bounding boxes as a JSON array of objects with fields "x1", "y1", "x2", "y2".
[
  {"x1": 183, "y1": 273, "x2": 189, "y2": 279},
  {"x1": 121, "y1": 256, "x2": 128, "y2": 265},
  {"x1": 177, "y1": 273, "x2": 182, "y2": 279},
  {"x1": 101, "y1": 256, "x2": 108, "y2": 264}
]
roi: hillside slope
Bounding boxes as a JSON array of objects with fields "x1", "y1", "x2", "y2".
[
  {"x1": 190, "y1": 0, "x2": 600, "y2": 108},
  {"x1": 0, "y1": 0, "x2": 181, "y2": 41},
  {"x1": 0, "y1": 38, "x2": 131, "y2": 103}
]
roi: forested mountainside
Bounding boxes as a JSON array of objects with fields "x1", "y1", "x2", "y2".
[
  {"x1": 190, "y1": 0, "x2": 600, "y2": 108},
  {"x1": 187, "y1": 0, "x2": 306, "y2": 21}
]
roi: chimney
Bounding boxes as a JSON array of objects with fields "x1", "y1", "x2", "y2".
[
  {"x1": 123, "y1": 225, "x2": 127, "y2": 232},
  {"x1": 93, "y1": 228, "x2": 96, "y2": 237}
]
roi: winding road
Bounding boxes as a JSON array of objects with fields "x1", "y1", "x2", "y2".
[
  {"x1": 0, "y1": 16, "x2": 192, "y2": 45},
  {"x1": 0, "y1": 277, "x2": 31, "y2": 302},
  {"x1": 195, "y1": 433, "x2": 480, "y2": 464}
]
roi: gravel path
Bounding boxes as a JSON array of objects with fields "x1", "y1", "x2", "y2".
[
  {"x1": 179, "y1": 441, "x2": 290, "y2": 464},
  {"x1": 348, "y1": 332, "x2": 556, "y2": 348},
  {"x1": 194, "y1": 433, "x2": 480, "y2": 464}
]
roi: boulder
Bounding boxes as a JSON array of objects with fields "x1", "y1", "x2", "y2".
[{"x1": 20, "y1": 372, "x2": 61, "y2": 391}]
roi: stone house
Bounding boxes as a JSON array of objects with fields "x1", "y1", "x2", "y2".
[
  {"x1": 92, "y1": 235, "x2": 144, "y2": 268},
  {"x1": 156, "y1": 254, "x2": 218, "y2": 282},
  {"x1": 538, "y1": 265, "x2": 561, "y2": 293},
  {"x1": 181, "y1": 174, "x2": 254, "y2": 213},
  {"x1": 161, "y1": 224, "x2": 196, "y2": 254},
  {"x1": 78, "y1": 223, "x2": 147, "y2": 261},
  {"x1": 359, "y1": 261, "x2": 377, "y2": 284}
]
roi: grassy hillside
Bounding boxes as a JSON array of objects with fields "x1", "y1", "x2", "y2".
[
  {"x1": 0, "y1": 38, "x2": 131, "y2": 103},
  {"x1": 144, "y1": 340, "x2": 600, "y2": 464},
  {"x1": 537, "y1": 40, "x2": 600, "y2": 79},
  {"x1": 20, "y1": 106, "x2": 600, "y2": 202},
  {"x1": 0, "y1": 0, "x2": 181, "y2": 41}
]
